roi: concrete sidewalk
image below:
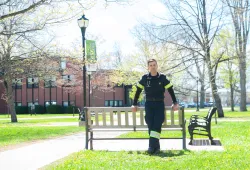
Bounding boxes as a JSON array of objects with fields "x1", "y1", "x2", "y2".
[
  {"x1": 0, "y1": 132, "x2": 123, "y2": 170},
  {"x1": 0, "y1": 132, "x2": 224, "y2": 170}
]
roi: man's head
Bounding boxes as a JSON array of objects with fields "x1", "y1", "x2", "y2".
[{"x1": 147, "y1": 59, "x2": 158, "y2": 73}]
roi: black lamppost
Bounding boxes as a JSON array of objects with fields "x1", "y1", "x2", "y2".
[
  {"x1": 49, "y1": 79, "x2": 52, "y2": 105},
  {"x1": 87, "y1": 72, "x2": 91, "y2": 107},
  {"x1": 196, "y1": 77, "x2": 199, "y2": 111},
  {"x1": 32, "y1": 78, "x2": 34, "y2": 105},
  {"x1": 68, "y1": 75, "x2": 70, "y2": 106},
  {"x1": 78, "y1": 13, "x2": 89, "y2": 110},
  {"x1": 78, "y1": 13, "x2": 89, "y2": 149},
  {"x1": 113, "y1": 82, "x2": 115, "y2": 107}
]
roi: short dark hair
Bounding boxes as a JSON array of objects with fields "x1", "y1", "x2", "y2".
[{"x1": 147, "y1": 59, "x2": 157, "y2": 66}]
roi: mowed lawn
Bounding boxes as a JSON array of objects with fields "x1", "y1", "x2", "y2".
[
  {"x1": 0, "y1": 114, "x2": 84, "y2": 148},
  {"x1": 43, "y1": 109, "x2": 250, "y2": 170}
]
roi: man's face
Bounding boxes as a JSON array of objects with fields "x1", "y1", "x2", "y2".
[{"x1": 148, "y1": 61, "x2": 158, "y2": 73}]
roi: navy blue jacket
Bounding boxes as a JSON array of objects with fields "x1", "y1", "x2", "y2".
[{"x1": 133, "y1": 72, "x2": 177, "y2": 106}]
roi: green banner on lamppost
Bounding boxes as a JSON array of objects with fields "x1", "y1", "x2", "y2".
[{"x1": 86, "y1": 40, "x2": 97, "y2": 63}]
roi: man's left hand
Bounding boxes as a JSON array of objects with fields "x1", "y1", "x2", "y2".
[{"x1": 172, "y1": 104, "x2": 179, "y2": 111}]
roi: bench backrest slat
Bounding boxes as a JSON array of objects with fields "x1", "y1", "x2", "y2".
[
  {"x1": 132, "y1": 111, "x2": 136, "y2": 126},
  {"x1": 163, "y1": 109, "x2": 167, "y2": 125},
  {"x1": 103, "y1": 112, "x2": 106, "y2": 126},
  {"x1": 178, "y1": 108, "x2": 182, "y2": 125},
  {"x1": 140, "y1": 110, "x2": 144, "y2": 125},
  {"x1": 95, "y1": 112, "x2": 99, "y2": 126},
  {"x1": 171, "y1": 109, "x2": 174, "y2": 125},
  {"x1": 125, "y1": 111, "x2": 129, "y2": 126},
  {"x1": 117, "y1": 111, "x2": 121, "y2": 126},
  {"x1": 86, "y1": 107, "x2": 183, "y2": 129},
  {"x1": 110, "y1": 111, "x2": 114, "y2": 126}
]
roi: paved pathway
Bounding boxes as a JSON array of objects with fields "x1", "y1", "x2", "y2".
[{"x1": 0, "y1": 131, "x2": 224, "y2": 170}]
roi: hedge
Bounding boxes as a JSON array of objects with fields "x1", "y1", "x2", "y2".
[
  {"x1": 63, "y1": 106, "x2": 79, "y2": 113},
  {"x1": 15, "y1": 106, "x2": 28, "y2": 114},
  {"x1": 46, "y1": 105, "x2": 63, "y2": 114}
]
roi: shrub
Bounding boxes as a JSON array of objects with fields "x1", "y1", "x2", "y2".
[
  {"x1": 15, "y1": 106, "x2": 28, "y2": 114},
  {"x1": 46, "y1": 105, "x2": 63, "y2": 114},
  {"x1": 35, "y1": 105, "x2": 46, "y2": 114},
  {"x1": 63, "y1": 106, "x2": 79, "y2": 113}
]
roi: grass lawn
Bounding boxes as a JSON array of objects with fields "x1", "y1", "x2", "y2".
[
  {"x1": 0, "y1": 126, "x2": 85, "y2": 148},
  {"x1": 44, "y1": 111, "x2": 250, "y2": 170},
  {"x1": 0, "y1": 118, "x2": 78, "y2": 124},
  {"x1": 0, "y1": 114, "x2": 84, "y2": 148},
  {"x1": 0, "y1": 113, "x2": 77, "y2": 118}
]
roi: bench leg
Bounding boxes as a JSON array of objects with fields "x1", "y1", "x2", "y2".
[
  {"x1": 208, "y1": 130, "x2": 215, "y2": 145},
  {"x1": 188, "y1": 126, "x2": 193, "y2": 145},
  {"x1": 85, "y1": 131, "x2": 89, "y2": 150},
  {"x1": 90, "y1": 131, "x2": 93, "y2": 150},
  {"x1": 183, "y1": 123, "x2": 187, "y2": 149}
]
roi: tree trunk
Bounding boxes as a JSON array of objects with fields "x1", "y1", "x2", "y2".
[
  {"x1": 4, "y1": 80, "x2": 18, "y2": 122},
  {"x1": 230, "y1": 84, "x2": 234, "y2": 111},
  {"x1": 206, "y1": 55, "x2": 224, "y2": 117},
  {"x1": 239, "y1": 57, "x2": 247, "y2": 111},
  {"x1": 200, "y1": 84, "x2": 205, "y2": 108}
]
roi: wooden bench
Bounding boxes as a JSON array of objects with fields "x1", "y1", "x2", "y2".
[{"x1": 84, "y1": 106, "x2": 186, "y2": 150}]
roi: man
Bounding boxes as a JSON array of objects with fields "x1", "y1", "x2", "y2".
[
  {"x1": 131, "y1": 59, "x2": 178, "y2": 154},
  {"x1": 30, "y1": 103, "x2": 36, "y2": 116}
]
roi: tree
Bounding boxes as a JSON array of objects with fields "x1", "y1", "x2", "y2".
[
  {"x1": 0, "y1": 0, "x2": 89, "y2": 122},
  {"x1": 215, "y1": 29, "x2": 239, "y2": 111},
  {"x1": 150, "y1": 0, "x2": 226, "y2": 117},
  {"x1": 56, "y1": 58, "x2": 114, "y2": 106},
  {"x1": 224, "y1": 0, "x2": 250, "y2": 111},
  {"x1": 181, "y1": 52, "x2": 209, "y2": 108},
  {"x1": 0, "y1": 0, "x2": 136, "y2": 122}
]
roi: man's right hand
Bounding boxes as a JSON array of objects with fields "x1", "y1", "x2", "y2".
[{"x1": 131, "y1": 105, "x2": 137, "y2": 112}]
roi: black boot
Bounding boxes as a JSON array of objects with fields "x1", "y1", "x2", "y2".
[
  {"x1": 154, "y1": 139, "x2": 160, "y2": 154},
  {"x1": 147, "y1": 147, "x2": 155, "y2": 154},
  {"x1": 148, "y1": 137, "x2": 159, "y2": 154}
]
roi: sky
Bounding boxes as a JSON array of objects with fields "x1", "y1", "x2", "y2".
[{"x1": 53, "y1": 0, "x2": 168, "y2": 56}]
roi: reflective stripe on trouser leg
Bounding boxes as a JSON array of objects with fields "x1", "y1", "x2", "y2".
[{"x1": 150, "y1": 130, "x2": 160, "y2": 139}]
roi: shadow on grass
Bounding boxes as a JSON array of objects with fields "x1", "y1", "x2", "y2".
[
  {"x1": 127, "y1": 149, "x2": 191, "y2": 158},
  {"x1": 0, "y1": 122, "x2": 26, "y2": 124}
]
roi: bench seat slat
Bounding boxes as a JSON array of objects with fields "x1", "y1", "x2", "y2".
[{"x1": 90, "y1": 125, "x2": 182, "y2": 129}]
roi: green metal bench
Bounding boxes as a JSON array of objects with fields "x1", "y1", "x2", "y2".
[{"x1": 188, "y1": 107, "x2": 217, "y2": 145}]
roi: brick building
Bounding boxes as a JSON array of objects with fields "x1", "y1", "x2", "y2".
[{"x1": 0, "y1": 59, "x2": 173, "y2": 113}]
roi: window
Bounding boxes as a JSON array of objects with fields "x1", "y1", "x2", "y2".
[
  {"x1": 44, "y1": 76, "x2": 56, "y2": 88},
  {"x1": 12, "y1": 79, "x2": 22, "y2": 89},
  {"x1": 70, "y1": 101, "x2": 75, "y2": 106},
  {"x1": 114, "y1": 100, "x2": 118, "y2": 107},
  {"x1": 61, "y1": 60, "x2": 66, "y2": 69},
  {"x1": 45, "y1": 101, "x2": 57, "y2": 106},
  {"x1": 27, "y1": 102, "x2": 38, "y2": 106},
  {"x1": 15, "y1": 102, "x2": 22, "y2": 106},
  {"x1": 109, "y1": 100, "x2": 114, "y2": 107},
  {"x1": 62, "y1": 75, "x2": 74, "y2": 81},
  {"x1": 104, "y1": 100, "x2": 123, "y2": 107},
  {"x1": 63, "y1": 101, "x2": 69, "y2": 107},
  {"x1": 105, "y1": 101, "x2": 109, "y2": 107},
  {"x1": 62, "y1": 75, "x2": 75, "y2": 87},
  {"x1": 27, "y1": 77, "x2": 39, "y2": 88}
]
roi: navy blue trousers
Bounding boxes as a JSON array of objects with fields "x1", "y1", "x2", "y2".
[{"x1": 145, "y1": 101, "x2": 165, "y2": 149}]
